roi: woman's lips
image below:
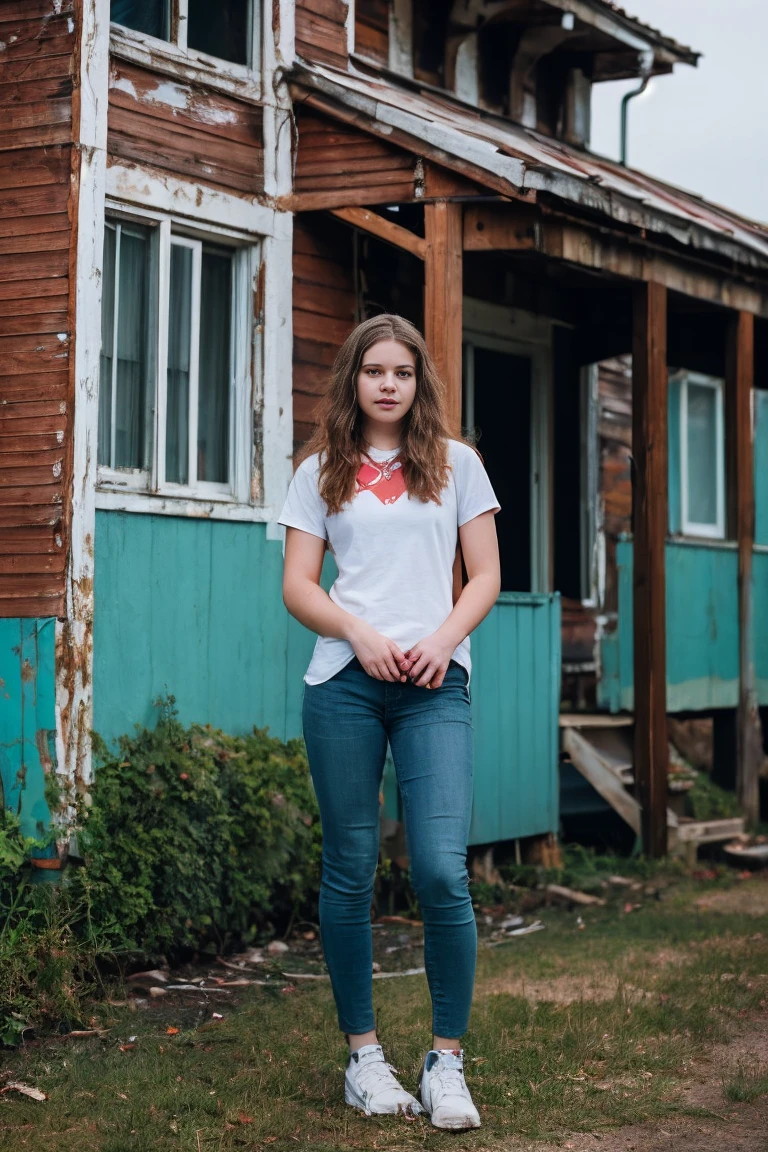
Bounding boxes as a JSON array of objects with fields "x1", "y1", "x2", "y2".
[{"x1": 375, "y1": 399, "x2": 397, "y2": 406}]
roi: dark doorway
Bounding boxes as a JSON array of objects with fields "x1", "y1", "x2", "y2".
[{"x1": 469, "y1": 347, "x2": 532, "y2": 592}]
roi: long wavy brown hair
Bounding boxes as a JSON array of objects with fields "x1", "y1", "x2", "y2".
[{"x1": 301, "y1": 314, "x2": 453, "y2": 515}]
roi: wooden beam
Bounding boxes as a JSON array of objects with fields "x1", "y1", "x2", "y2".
[
  {"x1": 632, "y1": 281, "x2": 669, "y2": 859},
  {"x1": 424, "y1": 201, "x2": 463, "y2": 436},
  {"x1": 329, "y1": 206, "x2": 426, "y2": 260},
  {"x1": 726, "y1": 310, "x2": 762, "y2": 826},
  {"x1": 464, "y1": 203, "x2": 768, "y2": 319}
]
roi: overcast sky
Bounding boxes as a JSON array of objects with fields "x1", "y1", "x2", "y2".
[{"x1": 590, "y1": 0, "x2": 767, "y2": 224}]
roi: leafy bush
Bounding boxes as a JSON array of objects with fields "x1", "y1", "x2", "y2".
[
  {"x1": 78, "y1": 700, "x2": 322, "y2": 956},
  {"x1": 0, "y1": 814, "x2": 114, "y2": 1046},
  {"x1": 687, "y1": 770, "x2": 742, "y2": 821}
]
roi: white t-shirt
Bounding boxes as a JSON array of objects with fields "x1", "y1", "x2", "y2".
[{"x1": 278, "y1": 438, "x2": 500, "y2": 685}]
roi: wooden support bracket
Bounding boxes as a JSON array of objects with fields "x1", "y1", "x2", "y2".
[{"x1": 329, "y1": 207, "x2": 427, "y2": 260}]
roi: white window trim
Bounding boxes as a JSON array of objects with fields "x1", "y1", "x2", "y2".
[
  {"x1": 680, "y1": 370, "x2": 726, "y2": 540},
  {"x1": 97, "y1": 208, "x2": 258, "y2": 511},
  {"x1": 109, "y1": 1, "x2": 262, "y2": 98}
]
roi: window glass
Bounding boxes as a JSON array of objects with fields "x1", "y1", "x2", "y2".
[
  {"x1": 111, "y1": 0, "x2": 170, "y2": 40},
  {"x1": 98, "y1": 222, "x2": 151, "y2": 471},
  {"x1": 187, "y1": 0, "x2": 250, "y2": 65},
  {"x1": 198, "y1": 250, "x2": 232, "y2": 483},
  {"x1": 686, "y1": 382, "x2": 718, "y2": 527},
  {"x1": 166, "y1": 244, "x2": 194, "y2": 485}
]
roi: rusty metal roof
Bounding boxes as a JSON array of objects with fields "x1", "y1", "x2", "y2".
[
  {"x1": 587, "y1": 0, "x2": 698, "y2": 64},
  {"x1": 292, "y1": 60, "x2": 768, "y2": 274}
]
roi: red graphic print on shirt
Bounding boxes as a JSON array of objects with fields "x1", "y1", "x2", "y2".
[{"x1": 355, "y1": 457, "x2": 406, "y2": 505}]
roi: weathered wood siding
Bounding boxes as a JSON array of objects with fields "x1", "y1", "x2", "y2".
[
  {"x1": 293, "y1": 109, "x2": 419, "y2": 209},
  {"x1": 0, "y1": 0, "x2": 76, "y2": 619},
  {"x1": 296, "y1": 0, "x2": 349, "y2": 68},
  {"x1": 355, "y1": 0, "x2": 389, "y2": 64},
  {"x1": 292, "y1": 214, "x2": 356, "y2": 450},
  {"x1": 107, "y1": 61, "x2": 264, "y2": 195}
]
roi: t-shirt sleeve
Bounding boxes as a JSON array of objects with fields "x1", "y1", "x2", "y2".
[
  {"x1": 452, "y1": 442, "x2": 501, "y2": 526},
  {"x1": 278, "y1": 458, "x2": 328, "y2": 541}
]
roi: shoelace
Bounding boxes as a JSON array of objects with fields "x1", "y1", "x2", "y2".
[
  {"x1": 434, "y1": 1063, "x2": 467, "y2": 1096},
  {"x1": 357, "y1": 1056, "x2": 403, "y2": 1097}
]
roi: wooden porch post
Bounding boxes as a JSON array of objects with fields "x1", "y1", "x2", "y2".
[
  {"x1": 726, "y1": 311, "x2": 761, "y2": 826},
  {"x1": 632, "y1": 281, "x2": 669, "y2": 858},
  {"x1": 424, "y1": 201, "x2": 463, "y2": 435}
]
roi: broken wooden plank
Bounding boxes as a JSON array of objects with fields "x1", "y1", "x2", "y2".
[
  {"x1": 546, "y1": 884, "x2": 606, "y2": 907},
  {"x1": 563, "y1": 727, "x2": 642, "y2": 836},
  {"x1": 675, "y1": 817, "x2": 745, "y2": 844}
]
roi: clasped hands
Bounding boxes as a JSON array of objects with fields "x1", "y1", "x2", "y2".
[{"x1": 349, "y1": 621, "x2": 456, "y2": 689}]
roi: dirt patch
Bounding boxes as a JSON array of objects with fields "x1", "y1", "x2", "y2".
[
  {"x1": 478, "y1": 972, "x2": 642, "y2": 1005},
  {"x1": 695, "y1": 877, "x2": 768, "y2": 917},
  {"x1": 531, "y1": 1015, "x2": 768, "y2": 1152}
]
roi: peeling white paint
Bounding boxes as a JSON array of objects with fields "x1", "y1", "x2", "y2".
[
  {"x1": 56, "y1": 430, "x2": 64, "y2": 444},
  {"x1": 112, "y1": 70, "x2": 240, "y2": 126},
  {"x1": 57, "y1": 333, "x2": 68, "y2": 342},
  {"x1": 67, "y1": 18, "x2": 74, "y2": 33},
  {"x1": 53, "y1": 461, "x2": 63, "y2": 479}
]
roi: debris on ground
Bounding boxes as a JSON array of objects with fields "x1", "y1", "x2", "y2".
[
  {"x1": 1, "y1": 1082, "x2": 47, "y2": 1102},
  {"x1": 546, "y1": 883, "x2": 606, "y2": 907}
]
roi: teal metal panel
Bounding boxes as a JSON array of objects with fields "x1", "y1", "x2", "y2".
[
  {"x1": 469, "y1": 592, "x2": 561, "y2": 845},
  {"x1": 753, "y1": 551, "x2": 768, "y2": 705},
  {"x1": 93, "y1": 513, "x2": 320, "y2": 744},
  {"x1": 604, "y1": 539, "x2": 739, "y2": 713},
  {"x1": 756, "y1": 390, "x2": 768, "y2": 547},
  {"x1": 0, "y1": 619, "x2": 56, "y2": 844}
]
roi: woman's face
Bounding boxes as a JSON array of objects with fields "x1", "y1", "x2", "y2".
[{"x1": 356, "y1": 339, "x2": 417, "y2": 438}]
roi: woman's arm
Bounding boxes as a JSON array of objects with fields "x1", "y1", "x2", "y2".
[
  {"x1": 402, "y1": 510, "x2": 501, "y2": 689},
  {"x1": 283, "y1": 527, "x2": 408, "y2": 682}
]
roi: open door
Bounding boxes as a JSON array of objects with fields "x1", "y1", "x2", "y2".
[{"x1": 462, "y1": 303, "x2": 560, "y2": 846}]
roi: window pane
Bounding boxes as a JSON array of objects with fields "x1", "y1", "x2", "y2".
[
  {"x1": 167, "y1": 245, "x2": 193, "y2": 485},
  {"x1": 687, "y1": 383, "x2": 718, "y2": 526},
  {"x1": 98, "y1": 225, "x2": 116, "y2": 468},
  {"x1": 111, "y1": 0, "x2": 170, "y2": 39},
  {"x1": 198, "y1": 251, "x2": 232, "y2": 483},
  {"x1": 115, "y1": 231, "x2": 151, "y2": 470},
  {"x1": 187, "y1": 0, "x2": 250, "y2": 64}
]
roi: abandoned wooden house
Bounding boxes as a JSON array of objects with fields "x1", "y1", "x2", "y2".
[{"x1": 2, "y1": 0, "x2": 768, "y2": 866}]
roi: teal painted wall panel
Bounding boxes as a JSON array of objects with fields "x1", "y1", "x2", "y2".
[
  {"x1": 600, "y1": 540, "x2": 741, "y2": 713},
  {"x1": 0, "y1": 619, "x2": 56, "y2": 844},
  {"x1": 756, "y1": 391, "x2": 768, "y2": 547},
  {"x1": 469, "y1": 593, "x2": 560, "y2": 845},
  {"x1": 93, "y1": 512, "x2": 319, "y2": 745},
  {"x1": 753, "y1": 551, "x2": 768, "y2": 703},
  {"x1": 94, "y1": 513, "x2": 560, "y2": 844}
]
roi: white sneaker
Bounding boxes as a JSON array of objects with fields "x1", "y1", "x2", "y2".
[
  {"x1": 419, "y1": 1048, "x2": 481, "y2": 1130},
  {"x1": 344, "y1": 1043, "x2": 423, "y2": 1116}
]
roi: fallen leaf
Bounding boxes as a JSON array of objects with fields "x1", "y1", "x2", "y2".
[
  {"x1": 166, "y1": 1027, "x2": 179, "y2": 1035},
  {"x1": 237, "y1": 1112, "x2": 254, "y2": 1124},
  {"x1": 211, "y1": 1013, "x2": 224, "y2": 1020},
  {"x1": 119, "y1": 1044, "x2": 135, "y2": 1052}
]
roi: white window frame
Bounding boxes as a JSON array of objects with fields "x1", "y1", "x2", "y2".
[
  {"x1": 680, "y1": 370, "x2": 726, "y2": 540},
  {"x1": 110, "y1": 0, "x2": 261, "y2": 83},
  {"x1": 97, "y1": 209, "x2": 256, "y2": 508}
]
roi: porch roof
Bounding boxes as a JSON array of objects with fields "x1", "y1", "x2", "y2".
[{"x1": 290, "y1": 59, "x2": 768, "y2": 278}]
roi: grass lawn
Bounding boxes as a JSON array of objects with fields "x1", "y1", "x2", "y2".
[{"x1": 2, "y1": 873, "x2": 768, "y2": 1151}]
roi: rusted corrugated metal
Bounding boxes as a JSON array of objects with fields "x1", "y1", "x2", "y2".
[
  {"x1": 296, "y1": 0, "x2": 349, "y2": 70},
  {"x1": 290, "y1": 60, "x2": 768, "y2": 276},
  {"x1": 107, "y1": 60, "x2": 264, "y2": 196},
  {"x1": 0, "y1": 0, "x2": 75, "y2": 620}
]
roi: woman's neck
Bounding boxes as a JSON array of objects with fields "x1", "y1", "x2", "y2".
[{"x1": 360, "y1": 418, "x2": 403, "y2": 453}]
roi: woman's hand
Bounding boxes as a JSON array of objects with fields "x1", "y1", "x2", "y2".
[
  {"x1": 348, "y1": 621, "x2": 408, "y2": 682},
  {"x1": 401, "y1": 630, "x2": 457, "y2": 689}
]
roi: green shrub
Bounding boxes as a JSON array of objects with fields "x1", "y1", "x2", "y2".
[{"x1": 78, "y1": 700, "x2": 322, "y2": 956}]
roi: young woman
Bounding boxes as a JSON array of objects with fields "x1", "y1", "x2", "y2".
[{"x1": 279, "y1": 314, "x2": 500, "y2": 1130}]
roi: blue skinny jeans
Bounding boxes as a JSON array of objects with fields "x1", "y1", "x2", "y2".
[{"x1": 302, "y1": 657, "x2": 476, "y2": 1039}]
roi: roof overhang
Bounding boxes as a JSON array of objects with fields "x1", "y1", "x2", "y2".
[{"x1": 289, "y1": 59, "x2": 768, "y2": 282}]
